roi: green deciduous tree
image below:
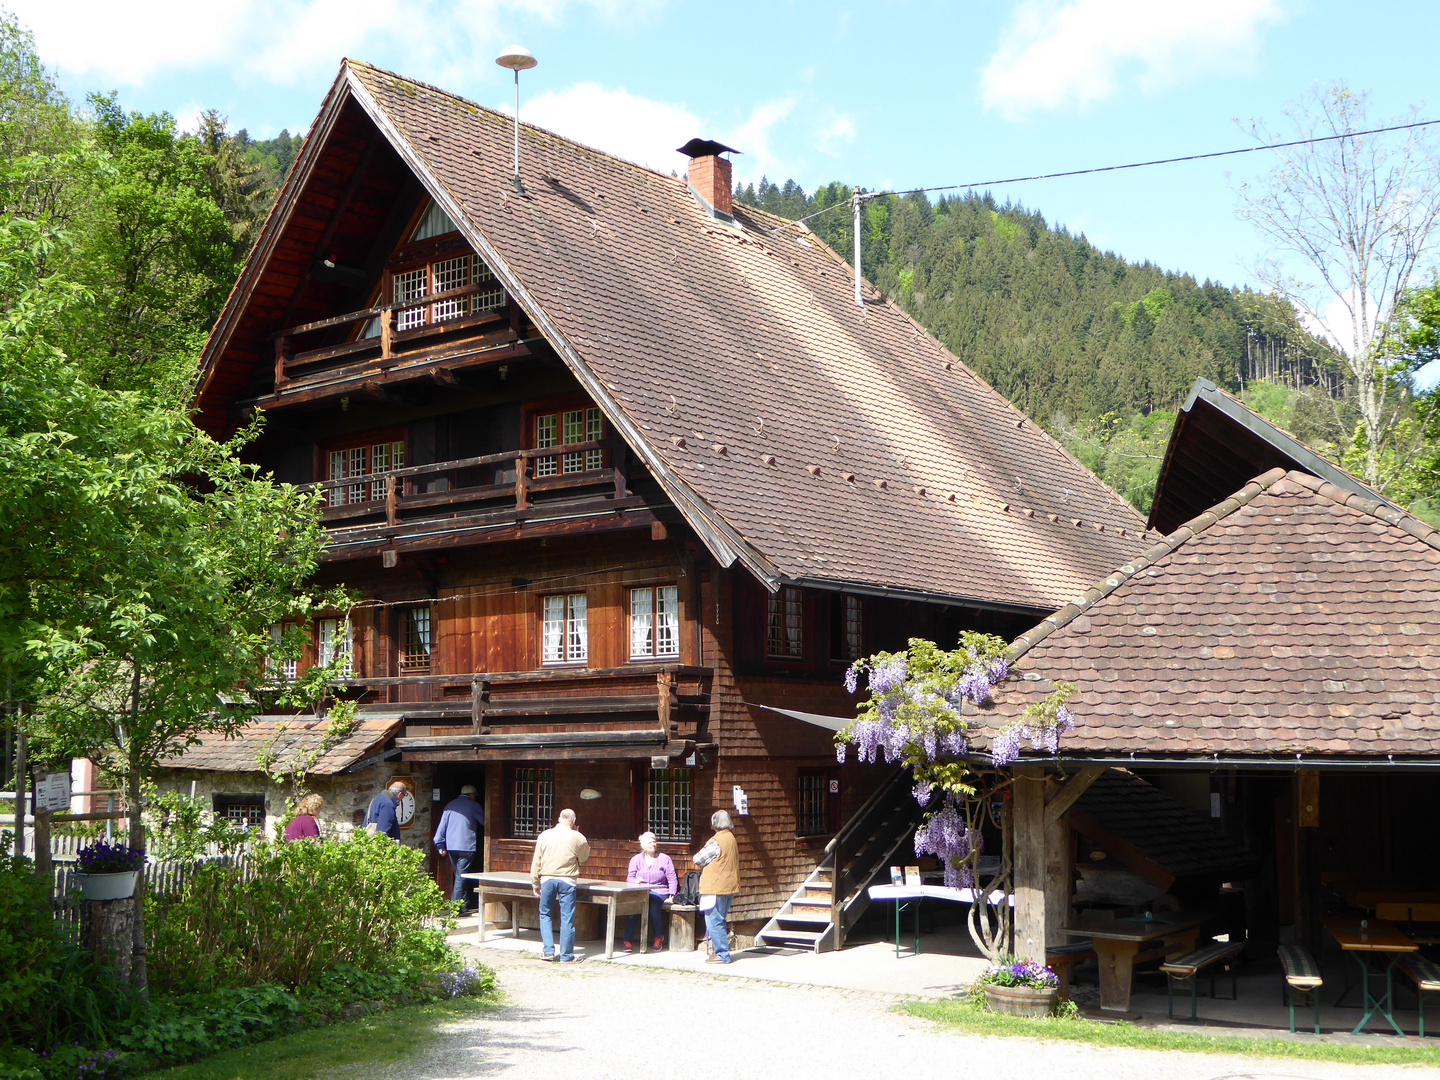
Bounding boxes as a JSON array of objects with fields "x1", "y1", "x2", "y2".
[
  {"x1": 0, "y1": 217, "x2": 331, "y2": 993},
  {"x1": 1237, "y1": 84, "x2": 1440, "y2": 491}
]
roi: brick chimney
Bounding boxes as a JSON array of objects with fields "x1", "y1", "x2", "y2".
[{"x1": 677, "y1": 138, "x2": 740, "y2": 220}]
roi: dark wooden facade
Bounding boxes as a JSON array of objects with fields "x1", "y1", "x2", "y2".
[{"x1": 195, "y1": 66, "x2": 1078, "y2": 926}]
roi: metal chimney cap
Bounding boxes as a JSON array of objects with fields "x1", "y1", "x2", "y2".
[
  {"x1": 677, "y1": 138, "x2": 740, "y2": 159},
  {"x1": 495, "y1": 45, "x2": 537, "y2": 71}
]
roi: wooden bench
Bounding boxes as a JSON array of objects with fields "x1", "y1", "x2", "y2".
[
  {"x1": 1397, "y1": 953, "x2": 1440, "y2": 1038},
  {"x1": 1046, "y1": 939, "x2": 1095, "y2": 999},
  {"x1": 1160, "y1": 940, "x2": 1243, "y2": 1019},
  {"x1": 1278, "y1": 944, "x2": 1324, "y2": 1034}
]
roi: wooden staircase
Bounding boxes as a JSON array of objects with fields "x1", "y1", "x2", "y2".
[{"x1": 756, "y1": 766, "x2": 922, "y2": 953}]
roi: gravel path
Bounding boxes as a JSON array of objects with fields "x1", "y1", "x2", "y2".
[{"x1": 381, "y1": 951, "x2": 1431, "y2": 1080}]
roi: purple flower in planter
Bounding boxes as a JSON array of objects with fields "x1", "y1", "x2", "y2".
[{"x1": 76, "y1": 841, "x2": 144, "y2": 874}]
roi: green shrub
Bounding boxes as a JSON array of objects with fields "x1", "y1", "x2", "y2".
[
  {"x1": 0, "y1": 831, "x2": 63, "y2": 1037},
  {"x1": 148, "y1": 831, "x2": 455, "y2": 991}
]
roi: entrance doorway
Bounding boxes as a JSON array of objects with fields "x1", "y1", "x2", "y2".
[{"x1": 430, "y1": 766, "x2": 486, "y2": 904}]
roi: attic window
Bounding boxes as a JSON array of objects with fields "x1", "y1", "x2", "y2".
[{"x1": 410, "y1": 202, "x2": 459, "y2": 242}]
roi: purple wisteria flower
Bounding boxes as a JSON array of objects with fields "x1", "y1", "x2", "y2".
[
  {"x1": 844, "y1": 664, "x2": 860, "y2": 695},
  {"x1": 912, "y1": 780, "x2": 932, "y2": 807},
  {"x1": 991, "y1": 726, "x2": 1022, "y2": 766}
]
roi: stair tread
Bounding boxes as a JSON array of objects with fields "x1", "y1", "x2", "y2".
[{"x1": 758, "y1": 929, "x2": 826, "y2": 942}]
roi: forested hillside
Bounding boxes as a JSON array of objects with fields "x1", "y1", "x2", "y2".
[{"x1": 736, "y1": 179, "x2": 1342, "y2": 423}]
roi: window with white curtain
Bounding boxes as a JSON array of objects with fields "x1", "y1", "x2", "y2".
[
  {"x1": 267, "y1": 624, "x2": 298, "y2": 680},
  {"x1": 630, "y1": 586, "x2": 679, "y2": 659},
  {"x1": 541, "y1": 594, "x2": 587, "y2": 665},
  {"x1": 317, "y1": 617, "x2": 354, "y2": 677}
]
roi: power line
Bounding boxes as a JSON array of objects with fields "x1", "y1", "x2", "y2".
[{"x1": 782, "y1": 117, "x2": 1440, "y2": 229}]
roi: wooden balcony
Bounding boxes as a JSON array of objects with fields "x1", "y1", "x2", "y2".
[
  {"x1": 354, "y1": 663, "x2": 714, "y2": 762},
  {"x1": 299, "y1": 438, "x2": 653, "y2": 560},
  {"x1": 257, "y1": 291, "x2": 534, "y2": 409}
]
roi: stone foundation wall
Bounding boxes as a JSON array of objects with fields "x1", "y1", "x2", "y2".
[{"x1": 152, "y1": 763, "x2": 437, "y2": 852}]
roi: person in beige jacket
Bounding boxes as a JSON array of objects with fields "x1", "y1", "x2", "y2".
[
  {"x1": 530, "y1": 808, "x2": 591, "y2": 962},
  {"x1": 695, "y1": 809, "x2": 740, "y2": 963}
]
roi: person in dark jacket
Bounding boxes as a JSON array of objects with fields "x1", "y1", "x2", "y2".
[
  {"x1": 363, "y1": 781, "x2": 408, "y2": 840},
  {"x1": 434, "y1": 785, "x2": 485, "y2": 913}
]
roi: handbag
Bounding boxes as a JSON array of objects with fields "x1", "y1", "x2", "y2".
[{"x1": 693, "y1": 837, "x2": 720, "y2": 867}]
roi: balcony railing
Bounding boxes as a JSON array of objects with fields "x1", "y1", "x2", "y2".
[
  {"x1": 271, "y1": 285, "x2": 515, "y2": 388},
  {"x1": 298, "y1": 438, "x2": 630, "y2": 531},
  {"x1": 342, "y1": 663, "x2": 713, "y2": 726}
]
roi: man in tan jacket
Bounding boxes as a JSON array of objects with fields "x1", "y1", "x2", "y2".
[{"x1": 530, "y1": 808, "x2": 591, "y2": 962}]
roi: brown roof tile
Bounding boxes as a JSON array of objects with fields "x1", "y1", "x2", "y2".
[
  {"x1": 199, "y1": 61, "x2": 1151, "y2": 612},
  {"x1": 983, "y1": 469, "x2": 1440, "y2": 758},
  {"x1": 164, "y1": 714, "x2": 400, "y2": 775}
]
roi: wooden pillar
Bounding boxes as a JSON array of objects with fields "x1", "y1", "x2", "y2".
[
  {"x1": 1012, "y1": 764, "x2": 1048, "y2": 960},
  {"x1": 1043, "y1": 808, "x2": 1071, "y2": 948},
  {"x1": 1294, "y1": 769, "x2": 1320, "y2": 954}
]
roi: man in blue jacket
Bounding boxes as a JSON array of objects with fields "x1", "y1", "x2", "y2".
[
  {"x1": 434, "y1": 785, "x2": 485, "y2": 914},
  {"x1": 363, "y1": 780, "x2": 408, "y2": 840}
]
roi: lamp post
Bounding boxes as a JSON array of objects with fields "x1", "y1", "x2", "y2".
[{"x1": 495, "y1": 45, "x2": 537, "y2": 195}]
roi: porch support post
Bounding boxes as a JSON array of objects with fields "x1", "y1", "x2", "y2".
[{"x1": 1012, "y1": 764, "x2": 1047, "y2": 959}]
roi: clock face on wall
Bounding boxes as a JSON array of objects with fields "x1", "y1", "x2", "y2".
[{"x1": 390, "y1": 776, "x2": 416, "y2": 828}]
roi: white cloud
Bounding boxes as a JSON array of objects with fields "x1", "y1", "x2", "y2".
[
  {"x1": 724, "y1": 97, "x2": 796, "y2": 184},
  {"x1": 6, "y1": 0, "x2": 602, "y2": 88},
  {"x1": 814, "y1": 108, "x2": 856, "y2": 157},
  {"x1": 980, "y1": 0, "x2": 1287, "y2": 119},
  {"x1": 520, "y1": 83, "x2": 701, "y2": 172}
]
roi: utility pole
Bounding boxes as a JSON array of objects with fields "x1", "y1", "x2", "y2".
[{"x1": 853, "y1": 190, "x2": 863, "y2": 306}]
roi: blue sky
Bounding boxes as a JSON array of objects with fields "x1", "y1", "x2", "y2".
[{"x1": 10, "y1": 0, "x2": 1439, "y2": 346}]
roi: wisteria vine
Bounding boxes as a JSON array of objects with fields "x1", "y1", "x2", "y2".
[{"x1": 834, "y1": 634, "x2": 1077, "y2": 895}]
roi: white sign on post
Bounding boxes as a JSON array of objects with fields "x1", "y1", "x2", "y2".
[{"x1": 41, "y1": 772, "x2": 71, "y2": 813}]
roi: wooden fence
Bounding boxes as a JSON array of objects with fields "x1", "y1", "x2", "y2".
[{"x1": 52, "y1": 851, "x2": 252, "y2": 939}]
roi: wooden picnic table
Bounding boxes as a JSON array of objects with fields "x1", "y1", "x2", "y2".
[
  {"x1": 1323, "y1": 915, "x2": 1418, "y2": 1036},
  {"x1": 464, "y1": 871, "x2": 653, "y2": 959},
  {"x1": 1064, "y1": 911, "x2": 1208, "y2": 1012}
]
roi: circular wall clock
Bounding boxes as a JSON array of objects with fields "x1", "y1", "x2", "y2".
[{"x1": 389, "y1": 776, "x2": 416, "y2": 828}]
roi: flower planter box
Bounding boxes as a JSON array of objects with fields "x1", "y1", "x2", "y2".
[
  {"x1": 983, "y1": 982, "x2": 1059, "y2": 1018},
  {"x1": 75, "y1": 871, "x2": 140, "y2": 901}
]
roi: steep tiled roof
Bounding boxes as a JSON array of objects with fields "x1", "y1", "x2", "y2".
[
  {"x1": 164, "y1": 714, "x2": 400, "y2": 775},
  {"x1": 987, "y1": 469, "x2": 1440, "y2": 758},
  {"x1": 1075, "y1": 770, "x2": 1256, "y2": 881},
  {"x1": 197, "y1": 61, "x2": 1150, "y2": 612}
]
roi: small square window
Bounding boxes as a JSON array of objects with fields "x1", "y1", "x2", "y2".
[
  {"x1": 767, "y1": 587, "x2": 804, "y2": 659},
  {"x1": 400, "y1": 607, "x2": 432, "y2": 671},
  {"x1": 647, "y1": 768, "x2": 692, "y2": 841},
  {"x1": 630, "y1": 586, "x2": 680, "y2": 659},
  {"x1": 510, "y1": 767, "x2": 553, "y2": 839},
  {"x1": 542, "y1": 594, "x2": 587, "y2": 664}
]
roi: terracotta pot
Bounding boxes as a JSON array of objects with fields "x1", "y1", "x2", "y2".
[
  {"x1": 982, "y1": 981, "x2": 1059, "y2": 1018},
  {"x1": 75, "y1": 871, "x2": 140, "y2": 901}
]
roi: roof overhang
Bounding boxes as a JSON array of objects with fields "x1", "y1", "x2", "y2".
[{"x1": 1148, "y1": 377, "x2": 1397, "y2": 533}]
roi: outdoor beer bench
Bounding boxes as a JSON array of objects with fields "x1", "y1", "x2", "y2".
[
  {"x1": 1045, "y1": 938, "x2": 1095, "y2": 998},
  {"x1": 1160, "y1": 940, "x2": 1243, "y2": 1019},
  {"x1": 1278, "y1": 943, "x2": 1324, "y2": 1034},
  {"x1": 1397, "y1": 953, "x2": 1440, "y2": 1038}
]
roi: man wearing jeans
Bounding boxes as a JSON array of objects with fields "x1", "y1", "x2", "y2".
[
  {"x1": 530, "y1": 808, "x2": 591, "y2": 962},
  {"x1": 433, "y1": 785, "x2": 485, "y2": 914}
]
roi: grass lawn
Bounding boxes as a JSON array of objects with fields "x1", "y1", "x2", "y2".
[
  {"x1": 136, "y1": 997, "x2": 498, "y2": 1080},
  {"x1": 904, "y1": 996, "x2": 1440, "y2": 1067}
]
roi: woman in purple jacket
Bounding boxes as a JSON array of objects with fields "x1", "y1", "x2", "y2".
[{"x1": 624, "y1": 831, "x2": 677, "y2": 950}]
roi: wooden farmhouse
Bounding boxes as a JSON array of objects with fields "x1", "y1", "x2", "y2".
[
  {"x1": 169, "y1": 59, "x2": 1151, "y2": 944},
  {"x1": 986, "y1": 379, "x2": 1440, "y2": 966}
]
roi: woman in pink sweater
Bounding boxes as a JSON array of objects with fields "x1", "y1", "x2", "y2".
[{"x1": 624, "y1": 831, "x2": 677, "y2": 950}]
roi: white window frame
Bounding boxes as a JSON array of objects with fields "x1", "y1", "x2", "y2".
[
  {"x1": 541, "y1": 593, "x2": 587, "y2": 665},
  {"x1": 400, "y1": 606, "x2": 432, "y2": 672},
  {"x1": 317, "y1": 617, "x2": 354, "y2": 678},
  {"x1": 267, "y1": 623, "x2": 298, "y2": 680},
  {"x1": 630, "y1": 585, "x2": 680, "y2": 660}
]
